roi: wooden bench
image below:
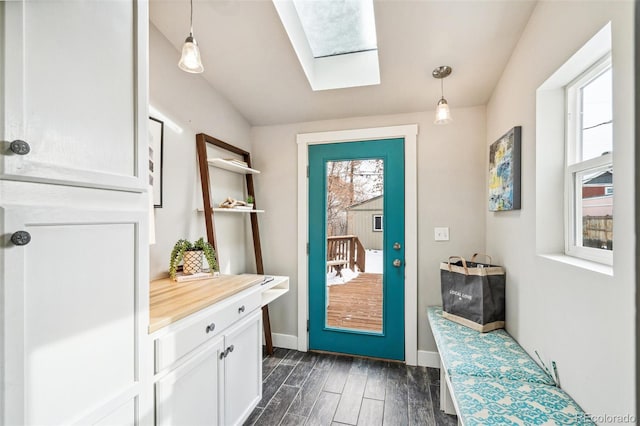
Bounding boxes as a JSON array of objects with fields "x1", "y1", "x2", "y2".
[{"x1": 428, "y1": 306, "x2": 594, "y2": 425}]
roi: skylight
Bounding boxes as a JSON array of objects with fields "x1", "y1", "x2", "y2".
[
  {"x1": 273, "y1": 0, "x2": 381, "y2": 90},
  {"x1": 292, "y1": 0, "x2": 377, "y2": 58}
]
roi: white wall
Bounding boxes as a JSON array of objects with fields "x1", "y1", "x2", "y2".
[
  {"x1": 148, "y1": 24, "x2": 254, "y2": 279},
  {"x1": 251, "y1": 106, "x2": 487, "y2": 353},
  {"x1": 485, "y1": 1, "x2": 635, "y2": 417}
]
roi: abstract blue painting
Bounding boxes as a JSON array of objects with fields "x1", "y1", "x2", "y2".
[{"x1": 489, "y1": 126, "x2": 521, "y2": 211}]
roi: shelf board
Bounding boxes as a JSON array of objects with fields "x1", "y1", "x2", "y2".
[
  {"x1": 262, "y1": 288, "x2": 288, "y2": 306},
  {"x1": 208, "y1": 158, "x2": 260, "y2": 174},
  {"x1": 261, "y1": 276, "x2": 289, "y2": 306},
  {"x1": 213, "y1": 208, "x2": 265, "y2": 213},
  {"x1": 196, "y1": 207, "x2": 265, "y2": 213}
]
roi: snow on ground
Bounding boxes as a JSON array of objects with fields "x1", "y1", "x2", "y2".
[
  {"x1": 326, "y1": 249, "x2": 384, "y2": 285},
  {"x1": 327, "y1": 267, "x2": 359, "y2": 286},
  {"x1": 365, "y1": 249, "x2": 383, "y2": 273}
]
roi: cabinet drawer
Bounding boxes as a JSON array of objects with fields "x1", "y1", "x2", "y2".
[{"x1": 155, "y1": 290, "x2": 261, "y2": 372}]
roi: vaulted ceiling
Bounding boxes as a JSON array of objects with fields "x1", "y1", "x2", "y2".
[{"x1": 150, "y1": 0, "x2": 537, "y2": 126}]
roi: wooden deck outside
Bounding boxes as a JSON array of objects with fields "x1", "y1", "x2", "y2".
[{"x1": 326, "y1": 272, "x2": 382, "y2": 332}]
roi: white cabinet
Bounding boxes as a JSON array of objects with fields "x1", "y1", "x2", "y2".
[
  {"x1": 156, "y1": 337, "x2": 225, "y2": 426},
  {"x1": 223, "y1": 310, "x2": 263, "y2": 426},
  {"x1": 0, "y1": 1, "x2": 150, "y2": 424},
  {"x1": 153, "y1": 296, "x2": 262, "y2": 426},
  {"x1": 1, "y1": 0, "x2": 147, "y2": 191}
]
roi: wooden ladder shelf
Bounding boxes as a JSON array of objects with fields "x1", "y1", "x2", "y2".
[{"x1": 195, "y1": 133, "x2": 274, "y2": 355}]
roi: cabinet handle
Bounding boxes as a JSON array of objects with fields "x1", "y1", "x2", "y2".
[
  {"x1": 9, "y1": 140, "x2": 30, "y2": 155},
  {"x1": 11, "y1": 231, "x2": 31, "y2": 246},
  {"x1": 219, "y1": 345, "x2": 235, "y2": 360},
  {"x1": 238, "y1": 305, "x2": 245, "y2": 314},
  {"x1": 205, "y1": 323, "x2": 215, "y2": 334}
]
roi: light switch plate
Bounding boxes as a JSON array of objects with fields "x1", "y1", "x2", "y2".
[{"x1": 434, "y1": 227, "x2": 450, "y2": 241}]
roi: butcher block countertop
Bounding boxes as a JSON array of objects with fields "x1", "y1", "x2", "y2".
[{"x1": 149, "y1": 274, "x2": 265, "y2": 333}]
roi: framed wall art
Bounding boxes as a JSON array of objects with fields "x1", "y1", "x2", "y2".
[
  {"x1": 149, "y1": 116, "x2": 164, "y2": 208},
  {"x1": 489, "y1": 126, "x2": 521, "y2": 211}
]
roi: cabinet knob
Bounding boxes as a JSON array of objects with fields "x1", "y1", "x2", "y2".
[
  {"x1": 11, "y1": 231, "x2": 31, "y2": 246},
  {"x1": 9, "y1": 140, "x2": 31, "y2": 155},
  {"x1": 225, "y1": 345, "x2": 233, "y2": 359},
  {"x1": 205, "y1": 323, "x2": 215, "y2": 334},
  {"x1": 238, "y1": 305, "x2": 245, "y2": 314}
]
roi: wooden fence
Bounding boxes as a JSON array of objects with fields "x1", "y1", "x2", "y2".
[{"x1": 583, "y1": 215, "x2": 613, "y2": 250}]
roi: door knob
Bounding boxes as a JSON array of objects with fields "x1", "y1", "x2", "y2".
[
  {"x1": 11, "y1": 231, "x2": 31, "y2": 246},
  {"x1": 393, "y1": 259, "x2": 402, "y2": 267},
  {"x1": 9, "y1": 140, "x2": 30, "y2": 155}
]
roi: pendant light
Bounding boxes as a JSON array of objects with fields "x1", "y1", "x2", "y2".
[
  {"x1": 178, "y1": 0, "x2": 204, "y2": 74},
  {"x1": 433, "y1": 66, "x2": 453, "y2": 125}
]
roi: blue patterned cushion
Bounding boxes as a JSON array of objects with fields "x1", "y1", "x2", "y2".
[
  {"x1": 450, "y1": 376, "x2": 595, "y2": 425},
  {"x1": 428, "y1": 306, "x2": 555, "y2": 386}
]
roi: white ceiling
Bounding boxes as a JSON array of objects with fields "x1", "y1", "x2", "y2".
[{"x1": 150, "y1": 0, "x2": 537, "y2": 126}]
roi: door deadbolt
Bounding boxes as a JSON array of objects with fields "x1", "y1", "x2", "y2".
[{"x1": 393, "y1": 242, "x2": 401, "y2": 250}]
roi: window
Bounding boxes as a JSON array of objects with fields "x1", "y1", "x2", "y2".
[
  {"x1": 372, "y1": 214, "x2": 383, "y2": 232},
  {"x1": 292, "y1": 0, "x2": 377, "y2": 58},
  {"x1": 565, "y1": 56, "x2": 613, "y2": 264}
]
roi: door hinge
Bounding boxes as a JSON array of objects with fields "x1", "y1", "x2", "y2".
[
  {"x1": 306, "y1": 242, "x2": 309, "y2": 254},
  {"x1": 307, "y1": 319, "x2": 309, "y2": 331},
  {"x1": 306, "y1": 165, "x2": 309, "y2": 178}
]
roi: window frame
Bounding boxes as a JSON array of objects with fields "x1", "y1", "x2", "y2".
[
  {"x1": 372, "y1": 214, "x2": 383, "y2": 232},
  {"x1": 564, "y1": 54, "x2": 613, "y2": 265}
]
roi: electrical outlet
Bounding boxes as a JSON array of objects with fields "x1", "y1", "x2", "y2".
[{"x1": 434, "y1": 227, "x2": 450, "y2": 241}]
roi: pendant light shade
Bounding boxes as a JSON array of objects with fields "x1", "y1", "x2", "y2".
[
  {"x1": 179, "y1": 0, "x2": 204, "y2": 74},
  {"x1": 179, "y1": 35, "x2": 204, "y2": 73},
  {"x1": 434, "y1": 98, "x2": 452, "y2": 125},
  {"x1": 432, "y1": 66, "x2": 453, "y2": 125}
]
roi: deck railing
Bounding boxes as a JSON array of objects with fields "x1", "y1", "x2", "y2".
[{"x1": 327, "y1": 235, "x2": 366, "y2": 274}]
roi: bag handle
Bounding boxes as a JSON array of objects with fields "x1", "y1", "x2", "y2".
[
  {"x1": 448, "y1": 256, "x2": 469, "y2": 275},
  {"x1": 471, "y1": 253, "x2": 492, "y2": 265}
]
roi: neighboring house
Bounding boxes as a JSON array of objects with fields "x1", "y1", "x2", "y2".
[
  {"x1": 582, "y1": 170, "x2": 613, "y2": 217},
  {"x1": 347, "y1": 195, "x2": 383, "y2": 250}
]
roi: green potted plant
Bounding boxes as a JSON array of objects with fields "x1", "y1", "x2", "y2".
[
  {"x1": 246, "y1": 195, "x2": 254, "y2": 209},
  {"x1": 169, "y1": 238, "x2": 218, "y2": 279}
]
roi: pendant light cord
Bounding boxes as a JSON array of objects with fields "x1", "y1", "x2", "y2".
[
  {"x1": 190, "y1": 0, "x2": 194, "y2": 36},
  {"x1": 440, "y1": 77, "x2": 444, "y2": 100}
]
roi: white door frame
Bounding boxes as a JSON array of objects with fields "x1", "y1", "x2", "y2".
[{"x1": 296, "y1": 124, "x2": 418, "y2": 366}]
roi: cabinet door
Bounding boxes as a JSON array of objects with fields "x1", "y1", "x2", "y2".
[
  {"x1": 224, "y1": 309, "x2": 262, "y2": 426},
  {"x1": 0, "y1": 0, "x2": 148, "y2": 192},
  {"x1": 1, "y1": 206, "x2": 149, "y2": 425},
  {"x1": 155, "y1": 337, "x2": 225, "y2": 426}
]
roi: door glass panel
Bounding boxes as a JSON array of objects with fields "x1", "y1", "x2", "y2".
[{"x1": 325, "y1": 159, "x2": 383, "y2": 333}]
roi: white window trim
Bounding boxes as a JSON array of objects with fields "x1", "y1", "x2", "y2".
[
  {"x1": 564, "y1": 154, "x2": 613, "y2": 264},
  {"x1": 564, "y1": 55, "x2": 613, "y2": 265}
]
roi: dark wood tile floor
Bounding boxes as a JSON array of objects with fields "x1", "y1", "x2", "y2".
[{"x1": 244, "y1": 348, "x2": 458, "y2": 426}]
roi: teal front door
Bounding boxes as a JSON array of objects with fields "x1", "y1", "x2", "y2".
[{"x1": 308, "y1": 138, "x2": 405, "y2": 360}]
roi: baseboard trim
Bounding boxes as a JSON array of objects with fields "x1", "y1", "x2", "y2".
[
  {"x1": 265, "y1": 335, "x2": 440, "y2": 366},
  {"x1": 417, "y1": 350, "x2": 440, "y2": 368},
  {"x1": 270, "y1": 333, "x2": 298, "y2": 350}
]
